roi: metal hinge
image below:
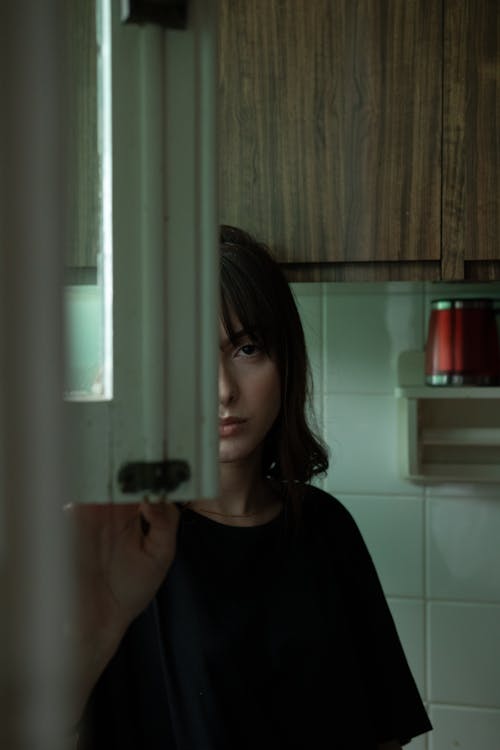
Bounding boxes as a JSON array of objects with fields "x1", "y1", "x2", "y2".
[{"x1": 118, "y1": 460, "x2": 190, "y2": 494}]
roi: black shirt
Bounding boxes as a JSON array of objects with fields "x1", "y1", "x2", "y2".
[{"x1": 79, "y1": 486, "x2": 432, "y2": 749}]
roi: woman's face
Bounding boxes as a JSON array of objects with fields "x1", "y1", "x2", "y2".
[{"x1": 218, "y1": 316, "x2": 281, "y2": 467}]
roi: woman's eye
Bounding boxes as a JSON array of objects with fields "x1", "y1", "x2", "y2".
[{"x1": 237, "y1": 343, "x2": 260, "y2": 357}]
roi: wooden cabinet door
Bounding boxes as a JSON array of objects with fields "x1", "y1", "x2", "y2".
[
  {"x1": 443, "y1": 0, "x2": 500, "y2": 280},
  {"x1": 219, "y1": 0, "x2": 442, "y2": 266}
]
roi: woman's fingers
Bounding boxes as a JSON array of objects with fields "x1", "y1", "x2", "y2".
[
  {"x1": 139, "y1": 499, "x2": 180, "y2": 567},
  {"x1": 64, "y1": 499, "x2": 179, "y2": 575}
]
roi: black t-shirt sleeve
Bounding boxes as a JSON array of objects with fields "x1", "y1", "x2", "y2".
[
  {"x1": 305, "y1": 487, "x2": 432, "y2": 746},
  {"x1": 77, "y1": 601, "x2": 175, "y2": 750}
]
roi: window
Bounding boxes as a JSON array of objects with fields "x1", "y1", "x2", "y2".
[{"x1": 65, "y1": 0, "x2": 112, "y2": 400}]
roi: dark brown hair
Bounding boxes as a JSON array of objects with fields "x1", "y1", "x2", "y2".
[{"x1": 220, "y1": 225, "x2": 328, "y2": 515}]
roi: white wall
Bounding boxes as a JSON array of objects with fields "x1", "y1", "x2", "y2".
[{"x1": 292, "y1": 280, "x2": 500, "y2": 750}]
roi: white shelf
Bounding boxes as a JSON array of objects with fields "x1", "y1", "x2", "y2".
[
  {"x1": 396, "y1": 386, "x2": 500, "y2": 399},
  {"x1": 396, "y1": 351, "x2": 500, "y2": 483},
  {"x1": 421, "y1": 428, "x2": 500, "y2": 446},
  {"x1": 409, "y1": 463, "x2": 500, "y2": 483}
]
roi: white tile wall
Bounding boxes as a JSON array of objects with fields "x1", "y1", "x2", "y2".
[
  {"x1": 324, "y1": 393, "x2": 424, "y2": 496},
  {"x1": 407, "y1": 732, "x2": 428, "y2": 750},
  {"x1": 323, "y1": 283, "x2": 425, "y2": 394},
  {"x1": 387, "y1": 598, "x2": 427, "y2": 697},
  {"x1": 427, "y1": 495, "x2": 500, "y2": 602},
  {"x1": 292, "y1": 280, "x2": 500, "y2": 750},
  {"x1": 338, "y1": 494, "x2": 424, "y2": 597},
  {"x1": 428, "y1": 602, "x2": 500, "y2": 707},
  {"x1": 291, "y1": 282, "x2": 323, "y2": 397},
  {"x1": 429, "y1": 706, "x2": 500, "y2": 750},
  {"x1": 291, "y1": 282, "x2": 325, "y2": 438}
]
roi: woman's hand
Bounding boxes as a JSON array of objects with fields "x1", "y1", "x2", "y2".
[
  {"x1": 64, "y1": 499, "x2": 180, "y2": 724},
  {"x1": 68, "y1": 499, "x2": 180, "y2": 638}
]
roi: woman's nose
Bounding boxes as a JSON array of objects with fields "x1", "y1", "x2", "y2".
[{"x1": 219, "y1": 359, "x2": 238, "y2": 407}]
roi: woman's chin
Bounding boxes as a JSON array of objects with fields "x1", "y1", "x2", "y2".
[{"x1": 218, "y1": 440, "x2": 258, "y2": 466}]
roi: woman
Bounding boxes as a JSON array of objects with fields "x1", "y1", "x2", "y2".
[{"x1": 72, "y1": 226, "x2": 431, "y2": 748}]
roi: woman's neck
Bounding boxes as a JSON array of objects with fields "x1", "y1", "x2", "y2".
[
  {"x1": 218, "y1": 459, "x2": 265, "y2": 514},
  {"x1": 187, "y1": 458, "x2": 282, "y2": 525}
]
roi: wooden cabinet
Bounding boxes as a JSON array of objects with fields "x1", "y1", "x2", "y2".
[
  {"x1": 443, "y1": 0, "x2": 500, "y2": 281},
  {"x1": 219, "y1": 0, "x2": 500, "y2": 282}
]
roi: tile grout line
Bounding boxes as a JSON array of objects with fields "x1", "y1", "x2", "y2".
[
  {"x1": 423, "y1": 487, "x2": 431, "y2": 708},
  {"x1": 321, "y1": 282, "x2": 327, "y2": 461}
]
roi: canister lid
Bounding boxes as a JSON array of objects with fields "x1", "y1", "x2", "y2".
[
  {"x1": 430, "y1": 300, "x2": 453, "y2": 310},
  {"x1": 430, "y1": 298, "x2": 495, "y2": 310}
]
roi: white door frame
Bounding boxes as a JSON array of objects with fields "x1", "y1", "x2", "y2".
[
  {"x1": 67, "y1": 0, "x2": 218, "y2": 505},
  {"x1": 0, "y1": 1, "x2": 218, "y2": 746}
]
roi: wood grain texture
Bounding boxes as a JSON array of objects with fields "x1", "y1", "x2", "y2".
[
  {"x1": 443, "y1": 0, "x2": 500, "y2": 279},
  {"x1": 219, "y1": 0, "x2": 442, "y2": 264},
  {"x1": 464, "y1": 261, "x2": 500, "y2": 281},
  {"x1": 442, "y1": 0, "x2": 466, "y2": 280},
  {"x1": 282, "y1": 261, "x2": 441, "y2": 282}
]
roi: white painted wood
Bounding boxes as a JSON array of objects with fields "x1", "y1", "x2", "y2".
[
  {"x1": 397, "y1": 354, "x2": 500, "y2": 483},
  {"x1": 396, "y1": 385, "x2": 500, "y2": 399},
  {"x1": 398, "y1": 398, "x2": 421, "y2": 480},
  {"x1": 421, "y1": 428, "x2": 500, "y2": 446},
  {"x1": 67, "y1": 0, "x2": 219, "y2": 504},
  {"x1": 162, "y1": 0, "x2": 219, "y2": 501},
  {"x1": 1, "y1": 1, "x2": 71, "y2": 746},
  {"x1": 421, "y1": 464, "x2": 500, "y2": 482}
]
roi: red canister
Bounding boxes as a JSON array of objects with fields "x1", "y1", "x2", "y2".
[{"x1": 425, "y1": 299, "x2": 500, "y2": 386}]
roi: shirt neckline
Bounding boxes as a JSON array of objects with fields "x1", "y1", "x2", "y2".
[{"x1": 180, "y1": 503, "x2": 285, "y2": 531}]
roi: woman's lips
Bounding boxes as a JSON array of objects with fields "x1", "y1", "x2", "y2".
[{"x1": 219, "y1": 418, "x2": 246, "y2": 437}]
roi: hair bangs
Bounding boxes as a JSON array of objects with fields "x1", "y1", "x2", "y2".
[{"x1": 220, "y1": 253, "x2": 277, "y2": 355}]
